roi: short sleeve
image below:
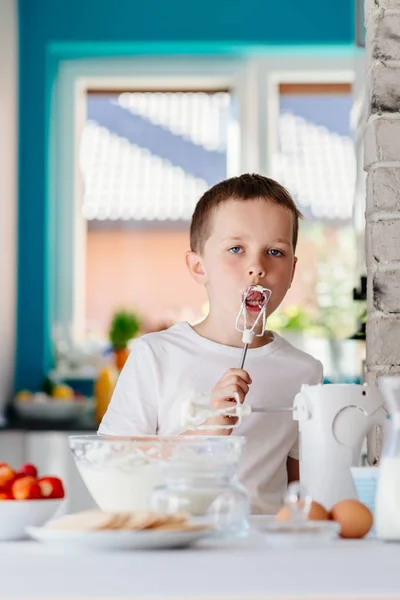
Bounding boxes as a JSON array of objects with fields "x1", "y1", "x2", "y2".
[
  {"x1": 98, "y1": 339, "x2": 158, "y2": 436},
  {"x1": 288, "y1": 359, "x2": 324, "y2": 460}
]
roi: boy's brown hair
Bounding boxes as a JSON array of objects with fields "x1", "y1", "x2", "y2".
[{"x1": 190, "y1": 173, "x2": 303, "y2": 254}]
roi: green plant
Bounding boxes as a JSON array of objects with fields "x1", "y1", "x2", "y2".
[
  {"x1": 109, "y1": 310, "x2": 140, "y2": 349},
  {"x1": 312, "y1": 256, "x2": 359, "y2": 340},
  {"x1": 300, "y1": 223, "x2": 358, "y2": 340},
  {"x1": 268, "y1": 305, "x2": 311, "y2": 332}
]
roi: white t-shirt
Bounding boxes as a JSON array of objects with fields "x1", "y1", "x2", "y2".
[{"x1": 99, "y1": 321, "x2": 323, "y2": 514}]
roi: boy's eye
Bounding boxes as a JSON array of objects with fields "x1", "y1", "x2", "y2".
[
  {"x1": 268, "y1": 248, "x2": 284, "y2": 257},
  {"x1": 229, "y1": 246, "x2": 243, "y2": 254}
]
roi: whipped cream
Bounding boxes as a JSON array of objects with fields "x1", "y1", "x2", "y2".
[
  {"x1": 77, "y1": 460, "x2": 164, "y2": 512},
  {"x1": 75, "y1": 442, "x2": 164, "y2": 512}
]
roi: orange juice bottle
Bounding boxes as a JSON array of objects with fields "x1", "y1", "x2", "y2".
[{"x1": 94, "y1": 364, "x2": 118, "y2": 425}]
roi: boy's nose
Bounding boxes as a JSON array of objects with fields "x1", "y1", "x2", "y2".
[{"x1": 248, "y1": 267, "x2": 265, "y2": 278}]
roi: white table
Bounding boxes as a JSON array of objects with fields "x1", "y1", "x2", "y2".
[{"x1": 1, "y1": 524, "x2": 400, "y2": 599}]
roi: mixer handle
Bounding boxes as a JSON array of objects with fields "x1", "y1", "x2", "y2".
[{"x1": 366, "y1": 425, "x2": 382, "y2": 466}]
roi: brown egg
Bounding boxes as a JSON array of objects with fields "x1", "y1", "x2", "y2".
[
  {"x1": 275, "y1": 500, "x2": 329, "y2": 522},
  {"x1": 330, "y1": 499, "x2": 373, "y2": 539}
]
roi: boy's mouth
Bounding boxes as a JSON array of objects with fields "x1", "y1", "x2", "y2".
[{"x1": 244, "y1": 289, "x2": 266, "y2": 310}]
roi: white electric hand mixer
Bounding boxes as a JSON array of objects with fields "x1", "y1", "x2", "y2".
[{"x1": 182, "y1": 286, "x2": 293, "y2": 430}]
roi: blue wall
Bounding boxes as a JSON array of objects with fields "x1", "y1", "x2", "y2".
[
  {"x1": 16, "y1": 0, "x2": 355, "y2": 391},
  {"x1": 19, "y1": 0, "x2": 354, "y2": 45}
]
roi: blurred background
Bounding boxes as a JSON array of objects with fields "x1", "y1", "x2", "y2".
[{"x1": 0, "y1": 0, "x2": 368, "y2": 436}]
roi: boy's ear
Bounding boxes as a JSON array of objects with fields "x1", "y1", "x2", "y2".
[
  {"x1": 185, "y1": 250, "x2": 207, "y2": 284},
  {"x1": 289, "y1": 256, "x2": 298, "y2": 289}
]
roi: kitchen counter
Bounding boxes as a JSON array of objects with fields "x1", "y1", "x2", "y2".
[
  {"x1": 1, "y1": 405, "x2": 97, "y2": 432},
  {"x1": 1, "y1": 524, "x2": 399, "y2": 599},
  {"x1": 0, "y1": 419, "x2": 96, "y2": 432}
]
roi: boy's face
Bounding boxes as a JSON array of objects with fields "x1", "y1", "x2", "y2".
[{"x1": 186, "y1": 199, "x2": 297, "y2": 329}]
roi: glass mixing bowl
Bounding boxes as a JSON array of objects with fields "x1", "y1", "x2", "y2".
[{"x1": 69, "y1": 435, "x2": 249, "y2": 535}]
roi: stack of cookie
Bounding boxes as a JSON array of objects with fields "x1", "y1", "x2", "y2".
[{"x1": 45, "y1": 510, "x2": 208, "y2": 532}]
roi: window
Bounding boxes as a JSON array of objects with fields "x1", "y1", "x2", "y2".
[
  {"x1": 273, "y1": 83, "x2": 355, "y2": 223},
  {"x1": 79, "y1": 89, "x2": 236, "y2": 336},
  {"x1": 81, "y1": 90, "x2": 232, "y2": 222}
]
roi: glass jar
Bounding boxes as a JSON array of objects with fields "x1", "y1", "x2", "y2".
[
  {"x1": 375, "y1": 376, "x2": 400, "y2": 540},
  {"x1": 150, "y1": 436, "x2": 249, "y2": 536}
]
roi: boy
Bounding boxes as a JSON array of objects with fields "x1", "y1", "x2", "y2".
[{"x1": 99, "y1": 174, "x2": 323, "y2": 514}]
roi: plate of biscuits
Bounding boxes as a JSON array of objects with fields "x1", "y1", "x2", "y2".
[{"x1": 26, "y1": 509, "x2": 215, "y2": 551}]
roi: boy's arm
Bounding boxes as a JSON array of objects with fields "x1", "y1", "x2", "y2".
[
  {"x1": 287, "y1": 456, "x2": 299, "y2": 484},
  {"x1": 98, "y1": 338, "x2": 158, "y2": 436}
]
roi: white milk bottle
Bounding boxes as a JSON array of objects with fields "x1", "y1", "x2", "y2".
[{"x1": 375, "y1": 376, "x2": 400, "y2": 540}]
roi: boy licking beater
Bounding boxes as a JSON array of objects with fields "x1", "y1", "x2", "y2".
[{"x1": 99, "y1": 174, "x2": 323, "y2": 514}]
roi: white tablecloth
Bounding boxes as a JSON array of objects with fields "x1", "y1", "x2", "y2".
[{"x1": 1, "y1": 523, "x2": 400, "y2": 599}]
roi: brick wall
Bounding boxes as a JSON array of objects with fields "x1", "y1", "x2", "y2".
[{"x1": 365, "y1": 0, "x2": 400, "y2": 382}]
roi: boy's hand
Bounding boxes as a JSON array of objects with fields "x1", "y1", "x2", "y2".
[{"x1": 204, "y1": 369, "x2": 252, "y2": 436}]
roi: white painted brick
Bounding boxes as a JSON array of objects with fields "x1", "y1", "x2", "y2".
[
  {"x1": 372, "y1": 269, "x2": 400, "y2": 312},
  {"x1": 366, "y1": 317, "x2": 400, "y2": 365},
  {"x1": 366, "y1": 0, "x2": 382, "y2": 24},
  {"x1": 367, "y1": 61, "x2": 400, "y2": 115},
  {"x1": 365, "y1": 0, "x2": 400, "y2": 380},
  {"x1": 365, "y1": 366, "x2": 400, "y2": 386},
  {"x1": 366, "y1": 0, "x2": 400, "y2": 18},
  {"x1": 364, "y1": 119, "x2": 400, "y2": 168},
  {"x1": 367, "y1": 168, "x2": 400, "y2": 212},
  {"x1": 365, "y1": 0, "x2": 373, "y2": 22},
  {"x1": 367, "y1": 270, "x2": 375, "y2": 314},
  {"x1": 367, "y1": 220, "x2": 400, "y2": 263},
  {"x1": 380, "y1": 0, "x2": 400, "y2": 7},
  {"x1": 366, "y1": 14, "x2": 400, "y2": 66}
]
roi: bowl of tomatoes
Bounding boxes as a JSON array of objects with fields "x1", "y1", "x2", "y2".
[{"x1": 0, "y1": 462, "x2": 65, "y2": 540}]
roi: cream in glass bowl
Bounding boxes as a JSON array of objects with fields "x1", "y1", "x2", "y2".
[
  {"x1": 69, "y1": 435, "x2": 166, "y2": 512},
  {"x1": 68, "y1": 434, "x2": 248, "y2": 529}
]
